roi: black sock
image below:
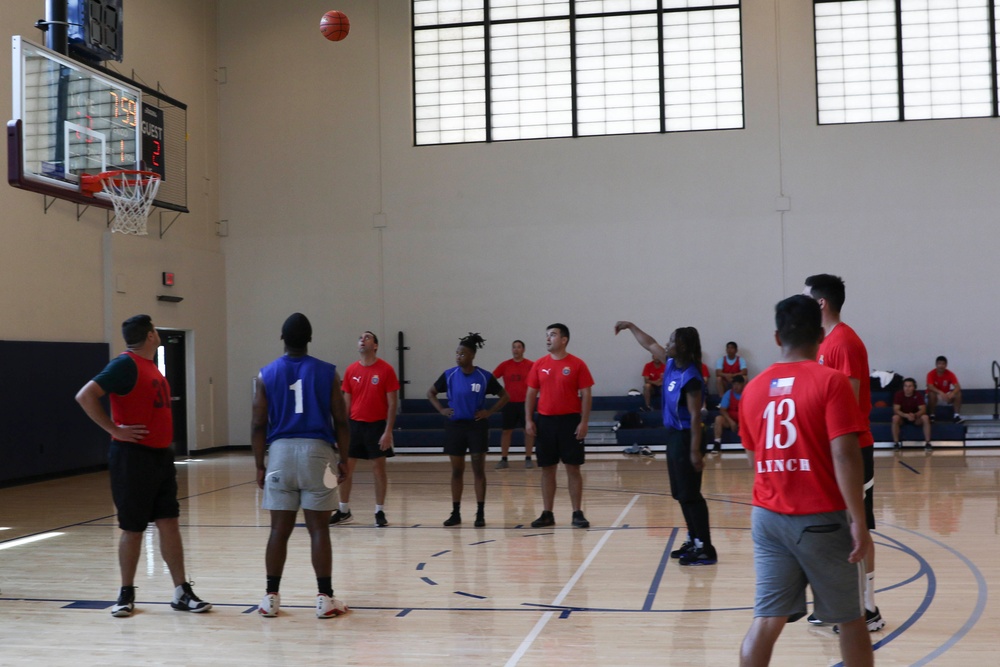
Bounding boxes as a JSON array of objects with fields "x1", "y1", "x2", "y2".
[
  {"x1": 317, "y1": 577, "x2": 333, "y2": 598},
  {"x1": 266, "y1": 576, "x2": 281, "y2": 594},
  {"x1": 477, "y1": 501, "x2": 485, "y2": 515},
  {"x1": 452, "y1": 502, "x2": 461, "y2": 514},
  {"x1": 501, "y1": 456, "x2": 508, "y2": 461},
  {"x1": 525, "y1": 455, "x2": 531, "y2": 460}
]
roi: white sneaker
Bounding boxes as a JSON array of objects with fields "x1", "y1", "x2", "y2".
[
  {"x1": 316, "y1": 593, "x2": 348, "y2": 618},
  {"x1": 259, "y1": 592, "x2": 280, "y2": 617}
]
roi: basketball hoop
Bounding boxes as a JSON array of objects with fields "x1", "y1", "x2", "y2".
[{"x1": 80, "y1": 170, "x2": 161, "y2": 235}]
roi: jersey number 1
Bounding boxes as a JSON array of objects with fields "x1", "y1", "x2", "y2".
[{"x1": 290, "y1": 379, "x2": 304, "y2": 414}]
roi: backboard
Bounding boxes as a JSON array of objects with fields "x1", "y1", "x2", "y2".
[{"x1": 9, "y1": 36, "x2": 188, "y2": 213}]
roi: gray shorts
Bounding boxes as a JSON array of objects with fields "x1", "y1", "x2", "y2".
[
  {"x1": 751, "y1": 506, "x2": 865, "y2": 624},
  {"x1": 262, "y1": 439, "x2": 339, "y2": 512}
]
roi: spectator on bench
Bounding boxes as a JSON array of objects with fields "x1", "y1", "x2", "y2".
[
  {"x1": 926, "y1": 355, "x2": 963, "y2": 422},
  {"x1": 641, "y1": 353, "x2": 665, "y2": 411},
  {"x1": 892, "y1": 377, "x2": 931, "y2": 450},
  {"x1": 715, "y1": 341, "x2": 749, "y2": 397},
  {"x1": 711, "y1": 375, "x2": 744, "y2": 454}
]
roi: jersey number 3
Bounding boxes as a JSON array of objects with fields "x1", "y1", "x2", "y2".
[{"x1": 762, "y1": 398, "x2": 797, "y2": 449}]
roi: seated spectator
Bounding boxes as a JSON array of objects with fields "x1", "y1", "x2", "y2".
[
  {"x1": 892, "y1": 378, "x2": 931, "y2": 450},
  {"x1": 926, "y1": 356, "x2": 962, "y2": 422},
  {"x1": 715, "y1": 341, "x2": 749, "y2": 396},
  {"x1": 641, "y1": 354, "x2": 665, "y2": 411},
  {"x1": 711, "y1": 375, "x2": 744, "y2": 453}
]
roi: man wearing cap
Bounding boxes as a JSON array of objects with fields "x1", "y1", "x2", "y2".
[{"x1": 252, "y1": 313, "x2": 351, "y2": 619}]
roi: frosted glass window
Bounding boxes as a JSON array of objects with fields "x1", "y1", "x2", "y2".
[
  {"x1": 414, "y1": 1, "x2": 744, "y2": 144},
  {"x1": 815, "y1": 0, "x2": 999, "y2": 124}
]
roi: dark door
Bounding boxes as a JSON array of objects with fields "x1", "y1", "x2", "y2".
[{"x1": 157, "y1": 330, "x2": 188, "y2": 456}]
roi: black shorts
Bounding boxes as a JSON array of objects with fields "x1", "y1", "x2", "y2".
[
  {"x1": 535, "y1": 413, "x2": 584, "y2": 467},
  {"x1": 108, "y1": 441, "x2": 180, "y2": 532},
  {"x1": 501, "y1": 401, "x2": 526, "y2": 430},
  {"x1": 349, "y1": 419, "x2": 394, "y2": 459},
  {"x1": 862, "y1": 445, "x2": 875, "y2": 529},
  {"x1": 444, "y1": 419, "x2": 489, "y2": 456}
]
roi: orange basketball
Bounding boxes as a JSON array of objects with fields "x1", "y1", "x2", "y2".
[
  {"x1": 874, "y1": 400, "x2": 888, "y2": 408},
  {"x1": 320, "y1": 10, "x2": 350, "y2": 42}
]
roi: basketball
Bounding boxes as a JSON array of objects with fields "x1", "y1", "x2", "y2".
[
  {"x1": 874, "y1": 400, "x2": 888, "y2": 408},
  {"x1": 320, "y1": 10, "x2": 350, "y2": 41}
]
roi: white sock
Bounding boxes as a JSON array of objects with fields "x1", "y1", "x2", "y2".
[
  {"x1": 339, "y1": 502, "x2": 350, "y2": 513},
  {"x1": 864, "y1": 572, "x2": 876, "y2": 612},
  {"x1": 694, "y1": 537, "x2": 704, "y2": 550},
  {"x1": 375, "y1": 505, "x2": 384, "y2": 514}
]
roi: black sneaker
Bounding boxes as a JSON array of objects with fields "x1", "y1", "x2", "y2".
[
  {"x1": 924, "y1": 442, "x2": 933, "y2": 451},
  {"x1": 443, "y1": 511, "x2": 461, "y2": 527},
  {"x1": 678, "y1": 544, "x2": 718, "y2": 566},
  {"x1": 474, "y1": 513, "x2": 485, "y2": 528},
  {"x1": 807, "y1": 613, "x2": 823, "y2": 625},
  {"x1": 834, "y1": 607, "x2": 885, "y2": 634},
  {"x1": 711, "y1": 441, "x2": 722, "y2": 453},
  {"x1": 952, "y1": 414, "x2": 963, "y2": 423},
  {"x1": 329, "y1": 509, "x2": 354, "y2": 525},
  {"x1": 111, "y1": 585, "x2": 136, "y2": 618},
  {"x1": 531, "y1": 511, "x2": 555, "y2": 528},
  {"x1": 670, "y1": 540, "x2": 693, "y2": 559},
  {"x1": 375, "y1": 510, "x2": 388, "y2": 527},
  {"x1": 571, "y1": 511, "x2": 590, "y2": 529},
  {"x1": 894, "y1": 441, "x2": 903, "y2": 449},
  {"x1": 171, "y1": 582, "x2": 212, "y2": 613}
]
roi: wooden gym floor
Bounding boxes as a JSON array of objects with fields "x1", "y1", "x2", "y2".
[{"x1": 1, "y1": 449, "x2": 997, "y2": 666}]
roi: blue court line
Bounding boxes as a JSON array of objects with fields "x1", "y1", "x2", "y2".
[
  {"x1": 454, "y1": 591, "x2": 487, "y2": 600},
  {"x1": 643, "y1": 527, "x2": 679, "y2": 611},
  {"x1": 431, "y1": 550, "x2": 450, "y2": 557},
  {"x1": 416, "y1": 562, "x2": 426, "y2": 571},
  {"x1": 514, "y1": 524, "x2": 524, "y2": 529},
  {"x1": 522, "y1": 532, "x2": 553, "y2": 538},
  {"x1": 420, "y1": 577, "x2": 437, "y2": 586},
  {"x1": 882, "y1": 524, "x2": 989, "y2": 666},
  {"x1": 469, "y1": 540, "x2": 495, "y2": 546},
  {"x1": 897, "y1": 460, "x2": 921, "y2": 474},
  {"x1": 396, "y1": 609, "x2": 412, "y2": 617}
]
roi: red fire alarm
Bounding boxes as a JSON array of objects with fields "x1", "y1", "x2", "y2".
[{"x1": 162, "y1": 272, "x2": 175, "y2": 286}]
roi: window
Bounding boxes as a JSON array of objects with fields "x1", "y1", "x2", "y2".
[
  {"x1": 413, "y1": 0, "x2": 744, "y2": 145},
  {"x1": 815, "y1": 0, "x2": 1000, "y2": 124}
]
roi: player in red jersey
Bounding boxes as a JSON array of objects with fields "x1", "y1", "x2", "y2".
[
  {"x1": 493, "y1": 340, "x2": 535, "y2": 469},
  {"x1": 331, "y1": 331, "x2": 400, "y2": 528},
  {"x1": 804, "y1": 273, "x2": 883, "y2": 631},
  {"x1": 76, "y1": 315, "x2": 211, "y2": 618},
  {"x1": 738, "y1": 295, "x2": 872, "y2": 667},
  {"x1": 525, "y1": 323, "x2": 595, "y2": 529}
]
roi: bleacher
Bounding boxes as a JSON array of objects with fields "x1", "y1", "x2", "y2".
[{"x1": 391, "y1": 390, "x2": 998, "y2": 454}]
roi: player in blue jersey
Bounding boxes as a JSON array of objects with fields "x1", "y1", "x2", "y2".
[
  {"x1": 252, "y1": 313, "x2": 351, "y2": 619},
  {"x1": 615, "y1": 321, "x2": 716, "y2": 565},
  {"x1": 427, "y1": 333, "x2": 509, "y2": 527}
]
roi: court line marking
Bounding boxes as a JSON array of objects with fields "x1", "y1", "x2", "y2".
[
  {"x1": 504, "y1": 493, "x2": 640, "y2": 667},
  {"x1": 642, "y1": 526, "x2": 679, "y2": 611}
]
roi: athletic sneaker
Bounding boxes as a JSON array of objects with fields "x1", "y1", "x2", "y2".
[
  {"x1": 670, "y1": 540, "x2": 693, "y2": 559},
  {"x1": 639, "y1": 446, "x2": 654, "y2": 457},
  {"x1": 678, "y1": 545, "x2": 718, "y2": 566},
  {"x1": 894, "y1": 441, "x2": 903, "y2": 449},
  {"x1": 833, "y1": 608, "x2": 885, "y2": 634},
  {"x1": 495, "y1": 460, "x2": 510, "y2": 470},
  {"x1": 171, "y1": 582, "x2": 212, "y2": 613},
  {"x1": 316, "y1": 593, "x2": 348, "y2": 619},
  {"x1": 443, "y1": 511, "x2": 462, "y2": 527},
  {"x1": 807, "y1": 613, "x2": 823, "y2": 625},
  {"x1": 622, "y1": 444, "x2": 642, "y2": 455},
  {"x1": 111, "y1": 585, "x2": 135, "y2": 618},
  {"x1": 525, "y1": 459, "x2": 535, "y2": 469},
  {"x1": 571, "y1": 511, "x2": 590, "y2": 529},
  {"x1": 474, "y1": 513, "x2": 485, "y2": 528},
  {"x1": 259, "y1": 592, "x2": 280, "y2": 618},
  {"x1": 953, "y1": 414, "x2": 963, "y2": 423},
  {"x1": 375, "y1": 510, "x2": 388, "y2": 527},
  {"x1": 711, "y1": 441, "x2": 722, "y2": 454},
  {"x1": 865, "y1": 607, "x2": 885, "y2": 631},
  {"x1": 531, "y1": 511, "x2": 555, "y2": 528},
  {"x1": 329, "y1": 509, "x2": 353, "y2": 525}
]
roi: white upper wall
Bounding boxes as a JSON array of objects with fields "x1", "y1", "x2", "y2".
[{"x1": 219, "y1": 1, "x2": 999, "y2": 442}]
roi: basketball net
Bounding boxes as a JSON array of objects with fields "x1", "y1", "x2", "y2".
[{"x1": 81, "y1": 170, "x2": 161, "y2": 235}]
